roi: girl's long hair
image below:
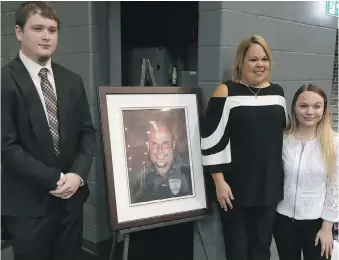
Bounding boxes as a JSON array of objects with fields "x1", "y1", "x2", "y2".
[{"x1": 285, "y1": 84, "x2": 337, "y2": 175}]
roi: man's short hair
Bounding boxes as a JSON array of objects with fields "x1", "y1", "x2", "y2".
[{"x1": 16, "y1": 1, "x2": 60, "y2": 30}]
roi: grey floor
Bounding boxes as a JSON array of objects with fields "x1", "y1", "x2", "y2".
[
  {"x1": 1, "y1": 240, "x2": 281, "y2": 260},
  {"x1": 1, "y1": 245, "x2": 97, "y2": 260}
]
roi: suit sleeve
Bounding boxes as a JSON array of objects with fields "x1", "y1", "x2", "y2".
[
  {"x1": 1, "y1": 72, "x2": 60, "y2": 191},
  {"x1": 200, "y1": 97, "x2": 231, "y2": 174},
  {"x1": 69, "y1": 77, "x2": 96, "y2": 181}
]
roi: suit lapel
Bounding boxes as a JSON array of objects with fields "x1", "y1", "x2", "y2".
[{"x1": 10, "y1": 56, "x2": 56, "y2": 159}]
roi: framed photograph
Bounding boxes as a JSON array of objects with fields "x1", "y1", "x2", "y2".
[{"x1": 98, "y1": 86, "x2": 207, "y2": 230}]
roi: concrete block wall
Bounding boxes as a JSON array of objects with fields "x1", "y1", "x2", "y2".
[
  {"x1": 1, "y1": 1, "x2": 112, "y2": 246},
  {"x1": 197, "y1": 1, "x2": 338, "y2": 108},
  {"x1": 195, "y1": 2, "x2": 338, "y2": 260}
]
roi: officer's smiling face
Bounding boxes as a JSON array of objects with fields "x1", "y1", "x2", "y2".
[{"x1": 147, "y1": 126, "x2": 176, "y2": 176}]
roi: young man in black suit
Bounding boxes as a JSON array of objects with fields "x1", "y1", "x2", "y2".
[{"x1": 1, "y1": 2, "x2": 96, "y2": 259}]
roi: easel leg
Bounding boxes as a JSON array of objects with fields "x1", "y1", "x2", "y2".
[
  {"x1": 123, "y1": 233, "x2": 130, "y2": 260},
  {"x1": 109, "y1": 232, "x2": 118, "y2": 260},
  {"x1": 195, "y1": 222, "x2": 209, "y2": 260}
]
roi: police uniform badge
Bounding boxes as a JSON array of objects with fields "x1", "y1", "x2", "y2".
[{"x1": 169, "y1": 178, "x2": 181, "y2": 195}]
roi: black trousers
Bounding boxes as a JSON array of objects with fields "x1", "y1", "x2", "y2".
[
  {"x1": 273, "y1": 213, "x2": 329, "y2": 260},
  {"x1": 218, "y1": 203, "x2": 277, "y2": 260},
  {"x1": 3, "y1": 203, "x2": 83, "y2": 260}
]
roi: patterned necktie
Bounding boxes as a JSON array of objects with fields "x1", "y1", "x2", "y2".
[{"x1": 38, "y1": 68, "x2": 60, "y2": 155}]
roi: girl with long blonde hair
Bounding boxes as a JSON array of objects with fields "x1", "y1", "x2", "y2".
[{"x1": 273, "y1": 84, "x2": 339, "y2": 260}]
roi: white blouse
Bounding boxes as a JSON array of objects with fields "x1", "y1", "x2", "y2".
[{"x1": 277, "y1": 134, "x2": 339, "y2": 222}]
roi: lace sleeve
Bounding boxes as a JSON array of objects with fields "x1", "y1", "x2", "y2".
[{"x1": 321, "y1": 137, "x2": 339, "y2": 222}]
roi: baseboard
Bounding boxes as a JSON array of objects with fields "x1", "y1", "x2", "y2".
[{"x1": 82, "y1": 237, "x2": 119, "y2": 260}]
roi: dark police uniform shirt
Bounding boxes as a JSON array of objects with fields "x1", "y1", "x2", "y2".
[
  {"x1": 134, "y1": 160, "x2": 193, "y2": 203},
  {"x1": 201, "y1": 80, "x2": 288, "y2": 207}
]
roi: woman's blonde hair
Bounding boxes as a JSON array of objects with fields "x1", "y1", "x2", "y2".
[
  {"x1": 232, "y1": 35, "x2": 273, "y2": 82},
  {"x1": 285, "y1": 84, "x2": 337, "y2": 175}
]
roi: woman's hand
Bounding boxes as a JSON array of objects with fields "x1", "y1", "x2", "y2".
[
  {"x1": 315, "y1": 227, "x2": 333, "y2": 259},
  {"x1": 215, "y1": 180, "x2": 234, "y2": 211}
]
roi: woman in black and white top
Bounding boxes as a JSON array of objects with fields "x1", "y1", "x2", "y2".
[
  {"x1": 273, "y1": 84, "x2": 339, "y2": 260},
  {"x1": 201, "y1": 35, "x2": 288, "y2": 260}
]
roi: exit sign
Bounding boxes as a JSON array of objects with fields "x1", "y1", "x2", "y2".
[{"x1": 326, "y1": 1, "x2": 339, "y2": 17}]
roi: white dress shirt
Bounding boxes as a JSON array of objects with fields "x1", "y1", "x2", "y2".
[
  {"x1": 19, "y1": 50, "x2": 57, "y2": 123},
  {"x1": 277, "y1": 134, "x2": 339, "y2": 222},
  {"x1": 19, "y1": 51, "x2": 84, "y2": 186}
]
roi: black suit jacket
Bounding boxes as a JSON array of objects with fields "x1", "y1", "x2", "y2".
[{"x1": 1, "y1": 56, "x2": 96, "y2": 217}]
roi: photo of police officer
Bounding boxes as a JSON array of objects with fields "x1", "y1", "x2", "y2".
[{"x1": 122, "y1": 108, "x2": 194, "y2": 204}]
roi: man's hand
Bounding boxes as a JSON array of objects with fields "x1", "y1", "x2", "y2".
[{"x1": 49, "y1": 173, "x2": 82, "y2": 199}]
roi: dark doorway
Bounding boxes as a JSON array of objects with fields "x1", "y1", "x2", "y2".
[{"x1": 121, "y1": 1, "x2": 199, "y2": 86}]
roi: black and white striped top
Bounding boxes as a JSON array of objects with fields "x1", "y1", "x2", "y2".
[{"x1": 201, "y1": 80, "x2": 288, "y2": 206}]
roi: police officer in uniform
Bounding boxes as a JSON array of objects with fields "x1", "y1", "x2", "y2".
[
  {"x1": 136, "y1": 157, "x2": 192, "y2": 203},
  {"x1": 132, "y1": 121, "x2": 193, "y2": 204}
]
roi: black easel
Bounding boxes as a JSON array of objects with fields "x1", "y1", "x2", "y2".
[{"x1": 108, "y1": 215, "x2": 208, "y2": 260}]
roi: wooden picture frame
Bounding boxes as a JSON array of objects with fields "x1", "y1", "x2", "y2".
[{"x1": 98, "y1": 86, "x2": 207, "y2": 230}]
